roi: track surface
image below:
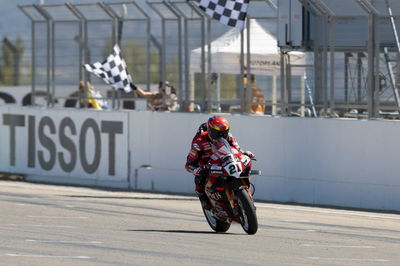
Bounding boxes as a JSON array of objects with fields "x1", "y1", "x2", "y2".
[{"x1": 0, "y1": 180, "x2": 399, "y2": 266}]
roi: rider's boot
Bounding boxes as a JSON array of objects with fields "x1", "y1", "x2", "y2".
[{"x1": 194, "y1": 173, "x2": 212, "y2": 210}]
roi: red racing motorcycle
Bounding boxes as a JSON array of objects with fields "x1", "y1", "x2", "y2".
[{"x1": 202, "y1": 138, "x2": 260, "y2": 235}]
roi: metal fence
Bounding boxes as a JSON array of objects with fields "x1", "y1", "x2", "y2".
[
  {"x1": 17, "y1": 0, "x2": 287, "y2": 114},
  {"x1": 16, "y1": 0, "x2": 400, "y2": 119},
  {"x1": 282, "y1": 0, "x2": 400, "y2": 119}
]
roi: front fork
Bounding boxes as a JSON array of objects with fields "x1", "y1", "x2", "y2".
[{"x1": 205, "y1": 177, "x2": 253, "y2": 222}]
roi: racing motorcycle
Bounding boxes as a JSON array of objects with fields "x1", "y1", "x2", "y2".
[{"x1": 201, "y1": 137, "x2": 260, "y2": 235}]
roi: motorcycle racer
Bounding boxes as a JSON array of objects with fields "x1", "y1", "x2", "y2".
[{"x1": 185, "y1": 116, "x2": 255, "y2": 209}]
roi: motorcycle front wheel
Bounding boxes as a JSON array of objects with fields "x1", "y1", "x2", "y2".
[
  {"x1": 236, "y1": 189, "x2": 258, "y2": 235},
  {"x1": 202, "y1": 207, "x2": 231, "y2": 233}
]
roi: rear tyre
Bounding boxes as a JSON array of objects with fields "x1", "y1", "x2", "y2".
[
  {"x1": 236, "y1": 189, "x2": 258, "y2": 235},
  {"x1": 202, "y1": 207, "x2": 231, "y2": 233}
]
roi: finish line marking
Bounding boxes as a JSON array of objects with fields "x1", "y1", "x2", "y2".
[{"x1": 6, "y1": 253, "x2": 90, "y2": 259}]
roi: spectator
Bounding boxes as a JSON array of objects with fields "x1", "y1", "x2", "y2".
[
  {"x1": 134, "y1": 81, "x2": 178, "y2": 111},
  {"x1": 79, "y1": 81, "x2": 108, "y2": 110},
  {"x1": 166, "y1": 83, "x2": 179, "y2": 111},
  {"x1": 244, "y1": 75, "x2": 265, "y2": 115}
]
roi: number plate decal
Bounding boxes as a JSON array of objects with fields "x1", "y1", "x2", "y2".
[{"x1": 224, "y1": 161, "x2": 241, "y2": 178}]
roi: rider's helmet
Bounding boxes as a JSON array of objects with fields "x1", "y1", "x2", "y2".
[{"x1": 207, "y1": 116, "x2": 230, "y2": 140}]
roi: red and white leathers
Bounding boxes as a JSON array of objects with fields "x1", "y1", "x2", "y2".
[{"x1": 185, "y1": 130, "x2": 242, "y2": 193}]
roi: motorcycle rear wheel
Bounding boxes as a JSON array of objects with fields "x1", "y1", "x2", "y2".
[
  {"x1": 236, "y1": 189, "x2": 258, "y2": 235},
  {"x1": 202, "y1": 207, "x2": 231, "y2": 233}
]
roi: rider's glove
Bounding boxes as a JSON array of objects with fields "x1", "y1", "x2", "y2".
[
  {"x1": 193, "y1": 167, "x2": 207, "y2": 176},
  {"x1": 244, "y1": 151, "x2": 255, "y2": 159}
]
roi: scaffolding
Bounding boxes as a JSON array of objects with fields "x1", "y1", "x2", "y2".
[
  {"x1": 18, "y1": 0, "x2": 400, "y2": 119},
  {"x1": 281, "y1": 0, "x2": 400, "y2": 119},
  {"x1": 18, "y1": 1, "x2": 283, "y2": 114}
]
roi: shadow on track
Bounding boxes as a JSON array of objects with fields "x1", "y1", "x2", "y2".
[{"x1": 127, "y1": 229, "x2": 234, "y2": 235}]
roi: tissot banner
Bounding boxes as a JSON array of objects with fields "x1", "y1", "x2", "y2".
[{"x1": 0, "y1": 106, "x2": 128, "y2": 181}]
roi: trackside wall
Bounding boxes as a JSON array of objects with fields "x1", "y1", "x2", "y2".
[
  {"x1": 1, "y1": 106, "x2": 400, "y2": 211},
  {"x1": 0, "y1": 106, "x2": 129, "y2": 188}
]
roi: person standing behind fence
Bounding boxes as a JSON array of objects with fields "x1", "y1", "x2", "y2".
[
  {"x1": 244, "y1": 75, "x2": 265, "y2": 115},
  {"x1": 134, "y1": 81, "x2": 178, "y2": 111},
  {"x1": 79, "y1": 80, "x2": 108, "y2": 110},
  {"x1": 166, "y1": 83, "x2": 179, "y2": 111}
]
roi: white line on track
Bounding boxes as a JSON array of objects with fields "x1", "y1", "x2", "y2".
[
  {"x1": 1, "y1": 182, "x2": 192, "y2": 200},
  {"x1": 27, "y1": 215, "x2": 88, "y2": 219},
  {"x1": 302, "y1": 244, "x2": 376, "y2": 248},
  {"x1": 4, "y1": 224, "x2": 73, "y2": 228},
  {"x1": 25, "y1": 239, "x2": 102, "y2": 244},
  {"x1": 261, "y1": 229, "x2": 316, "y2": 232},
  {"x1": 258, "y1": 205, "x2": 400, "y2": 220},
  {"x1": 0, "y1": 182, "x2": 110, "y2": 195},
  {"x1": 307, "y1": 257, "x2": 389, "y2": 262},
  {"x1": 6, "y1": 253, "x2": 90, "y2": 259},
  {"x1": 281, "y1": 219, "x2": 310, "y2": 223}
]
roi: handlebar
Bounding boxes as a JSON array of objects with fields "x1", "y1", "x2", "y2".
[{"x1": 249, "y1": 170, "x2": 261, "y2": 175}]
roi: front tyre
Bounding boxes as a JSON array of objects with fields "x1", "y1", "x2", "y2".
[
  {"x1": 236, "y1": 189, "x2": 258, "y2": 235},
  {"x1": 202, "y1": 207, "x2": 231, "y2": 233}
]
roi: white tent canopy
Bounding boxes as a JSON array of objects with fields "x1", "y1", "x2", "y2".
[{"x1": 189, "y1": 20, "x2": 304, "y2": 75}]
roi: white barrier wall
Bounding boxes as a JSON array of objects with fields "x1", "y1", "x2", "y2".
[
  {"x1": 129, "y1": 111, "x2": 211, "y2": 193},
  {"x1": 129, "y1": 112, "x2": 400, "y2": 212},
  {"x1": 0, "y1": 106, "x2": 129, "y2": 188},
  {"x1": 1, "y1": 106, "x2": 400, "y2": 211}
]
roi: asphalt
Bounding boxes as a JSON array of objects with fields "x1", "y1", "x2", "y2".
[{"x1": 0, "y1": 180, "x2": 399, "y2": 266}]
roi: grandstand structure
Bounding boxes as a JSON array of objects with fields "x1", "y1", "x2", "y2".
[{"x1": 18, "y1": 0, "x2": 400, "y2": 119}]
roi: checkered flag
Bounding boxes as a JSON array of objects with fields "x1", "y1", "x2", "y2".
[
  {"x1": 84, "y1": 44, "x2": 132, "y2": 92},
  {"x1": 191, "y1": 0, "x2": 249, "y2": 29}
]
